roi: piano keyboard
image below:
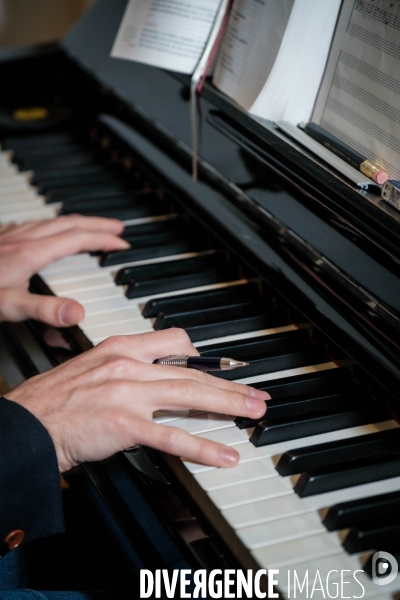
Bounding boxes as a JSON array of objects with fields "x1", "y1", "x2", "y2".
[{"x1": 1, "y1": 129, "x2": 399, "y2": 598}]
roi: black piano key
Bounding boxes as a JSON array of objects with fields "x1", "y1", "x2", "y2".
[
  {"x1": 154, "y1": 300, "x2": 267, "y2": 330},
  {"x1": 323, "y1": 490, "x2": 400, "y2": 531},
  {"x1": 102, "y1": 237, "x2": 205, "y2": 267},
  {"x1": 142, "y1": 282, "x2": 261, "y2": 318},
  {"x1": 187, "y1": 313, "x2": 291, "y2": 344},
  {"x1": 18, "y1": 151, "x2": 98, "y2": 171},
  {"x1": 294, "y1": 449, "x2": 400, "y2": 498},
  {"x1": 252, "y1": 388, "x2": 363, "y2": 428},
  {"x1": 121, "y1": 217, "x2": 182, "y2": 239},
  {"x1": 114, "y1": 253, "x2": 227, "y2": 284},
  {"x1": 216, "y1": 345, "x2": 326, "y2": 381},
  {"x1": 343, "y1": 522, "x2": 400, "y2": 554},
  {"x1": 12, "y1": 142, "x2": 85, "y2": 161},
  {"x1": 31, "y1": 164, "x2": 107, "y2": 185},
  {"x1": 235, "y1": 367, "x2": 352, "y2": 428},
  {"x1": 59, "y1": 191, "x2": 158, "y2": 212},
  {"x1": 47, "y1": 182, "x2": 134, "y2": 204},
  {"x1": 2, "y1": 131, "x2": 79, "y2": 150},
  {"x1": 37, "y1": 171, "x2": 118, "y2": 194},
  {"x1": 199, "y1": 328, "x2": 305, "y2": 358},
  {"x1": 277, "y1": 426, "x2": 400, "y2": 476},
  {"x1": 123, "y1": 226, "x2": 186, "y2": 249},
  {"x1": 82, "y1": 204, "x2": 166, "y2": 221},
  {"x1": 125, "y1": 268, "x2": 236, "y2": 299},
  {"x1": 113, "y1": 241, "x2": 199, "y2": 265},
  {"x1": 252, "y1": 402, "x2": 388, "y2": 449}
]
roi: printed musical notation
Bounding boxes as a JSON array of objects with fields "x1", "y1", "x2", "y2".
[
  {"x1": 354, "y1": 0, "x2": 400, "y2": 30},
  {"x1": 313, "y1": 0, "x2": 400, "y2": 181}
]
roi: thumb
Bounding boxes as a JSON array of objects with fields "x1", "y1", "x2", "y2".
[{"x1": 0, "y1": 289, "x2": 85, "y2": 327}]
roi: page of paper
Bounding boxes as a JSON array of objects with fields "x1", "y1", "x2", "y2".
[
  {"x1": 111, "y1": 0, "x2": 221, "y2": 74},
  {"x1": 249, "y1": 0, "x2": 342, "y2": 124},
  {"x1": 313, "y1": 0, "x2": 400, "y2": 180},
  {"x1": 213, "y1": 0, "x2": 294, "y2": 111}
]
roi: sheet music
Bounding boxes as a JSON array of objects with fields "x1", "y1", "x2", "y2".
[
  {"x1": 213, "y1": 0, "x2": 294, "y2": 111},
  {"x1": 313, "y1": 0, "x2": 400, "y2": 180},
  {"x1": 111, "y1": 0, "x2": 221, "y2": 74}
]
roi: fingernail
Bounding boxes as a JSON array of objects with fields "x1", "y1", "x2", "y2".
[
  {"x1": 249, "y1": 387, "x2": 271, "y2": 400},
  {"x1": 119, "y1": 239, "x2": 131, "y2": 249},
  {"x1": 60, "y1": 302, "x2": 80, "y2": 326},
  {"x1": 245, "y1": 396, "x2": 267, "y2": 417},
  {"x1": 219, "y1": 447, "x2": 239, "y2": 467}
]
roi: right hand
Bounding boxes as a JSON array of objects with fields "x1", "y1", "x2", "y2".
[{"x1": 6, "y1": 329, "x2": 269, "y2": 472}]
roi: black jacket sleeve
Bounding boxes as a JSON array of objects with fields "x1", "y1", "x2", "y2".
[{"x1": 0, "y1": 396, "x2": 64, "y2": 544}]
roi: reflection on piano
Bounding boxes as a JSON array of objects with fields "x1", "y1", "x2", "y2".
[{"x1": 1, "y1": 0, "x2": 400, "y2": 597}]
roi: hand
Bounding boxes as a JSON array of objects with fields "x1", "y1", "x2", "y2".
[
  {"x1": 0, "y1": 215, "x2": 129, "y2": 327},
  {"x1": 6, "y1": 330, "x2": 269, "y2": 471}
]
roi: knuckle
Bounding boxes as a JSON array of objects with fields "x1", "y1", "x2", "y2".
[
  {"x1": 106, "y1": 356, "x2": 136, "y2": 377},
  {"x1": 174, "y1": 378, "x2": 196, "y2": 400},
  {"x1": 98, "y1": 335, "x2": 122, "y2": 354},
  {"x1": 165, "y1": 427, "x2": 184, "y2": 455},
  {"x1": 106, "y1": 408, "x2": 131, "y2": 433},
  {"x1": 169, "y1": 327, "x2": 192, "y2": 347}
]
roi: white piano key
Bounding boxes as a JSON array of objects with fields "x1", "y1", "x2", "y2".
[
  {"x1": 223, "y1": 469, "x2": 400, "y2": 530},
  {"x1": 0, "y1": 189, "x2": 41, "y2": 203},
  {"x1": 0, "y1": 165, "x2": 18, "y2": 177},
  {"x1": 41, "y1": 253, "x2": 96, "y2": 268},
  {"x1": 78, "y1": 296, "x2": 137, "y2": 316},
  {"x1": 208, "y1": 475, "x2": 295, "y2": 509},
  {"x1": 252, "y1": 531, "x2": 344, "y2": 569},
  {"x1": 62, "y1": 286, "x2": 124, "y2": 303},
  {"x1": 238, "y1": 512, "x2": 325, "y2": 550},
  {"x1": 162, "y1": 414, "x2": 235, "y2": 435},
  {"x1": 80, "y1": 306, "x2": 144, "y2": 328},
  {"x1": 83, "y1": 319, "x2": 153, "y2": 341},
  {"x1": 0, "y1": 181, "x2": 32, "y2": 195},
  {"x1": 194, "y1": 458, "x2": 277, "y2": 491},
  {"x1": 50, "y1": 275, "x2": 116, "y2": 295},
  {"x1": 44, "y1": 266, "x2": 120, "y2": 285},
  {"x1": 0, "y1": 198, "x2": 48, "y2": 212},
  {"x1": 0, "y1": 206, "x2": 58, "y2": 223},
  {"x1": 92, "y1": 280, "x2": 249, "y2": 310},
  {"x1": 235, "y1": 361, "x2": 337, "y2": 385},
  {"x1": 194, "y1": 324, "x2": 298, "y2": 348},
  {"x1": 153, "y1": 409, "x2": 206, "y2": 424}
]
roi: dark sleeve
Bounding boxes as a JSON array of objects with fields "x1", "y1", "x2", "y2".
[{"x1": 0, "y1": 396, "x2": 64, "y2": 544}]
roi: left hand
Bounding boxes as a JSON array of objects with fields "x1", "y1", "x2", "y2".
[{"x1": 0, "y1": 215, "x2": 129, "y2": 327}]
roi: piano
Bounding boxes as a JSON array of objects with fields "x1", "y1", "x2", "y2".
[{"x1": 1, "y1": 1, "x2": 400, "y2": 597}]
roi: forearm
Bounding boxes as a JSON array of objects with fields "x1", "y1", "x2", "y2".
[{"x1": 0, "y1": 397, "x2": 64, "y2": 546}]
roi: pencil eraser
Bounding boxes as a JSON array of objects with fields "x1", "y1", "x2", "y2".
[{"x1": 373, "y1": 170, "x2": 389, "y2": 185}]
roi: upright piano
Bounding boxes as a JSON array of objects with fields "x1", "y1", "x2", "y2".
[{"x1": 1, "y1": 1, "x2": 400, "y2": 597}]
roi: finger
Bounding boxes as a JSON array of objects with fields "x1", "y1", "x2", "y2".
[
  {"x1": 81, "y1": 355, "x2": 269, "y2": 402},
  {"x1": 0, "y1": 289, "x2": 85, "y2": 326},
  {"x1": 24, "y1": 228, "x2": 130, "y2": 273},
  {"x1": 0, "y1": 222, "x2": 18, "y2": 236},
  {"x1": 136, "y1": 378, "x2": 267, "y2": 418},
  {"x1": 0, "y1": 215, "x2": 125, "y2": 243},
  {"x1": 95, "y1": 329, "x2": 199, "y2": 363},
  {"x1": 136, "y1": 421, "x2": 240, "y2": 468}
]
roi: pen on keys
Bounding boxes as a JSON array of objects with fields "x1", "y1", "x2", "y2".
[{"x1": 153, "y1": 355, "x2": 249, "y2": 372}]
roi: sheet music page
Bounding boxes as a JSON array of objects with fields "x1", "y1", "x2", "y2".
[
  {"x1": 213, "y1": 0, "x2": 294, "y2": 111},
  {"x1": 111, "y1": 0, "x2": 221, "y2": 74},
  {"x1": 313, "y1": 0, "x2": 400, "y2": 180}
]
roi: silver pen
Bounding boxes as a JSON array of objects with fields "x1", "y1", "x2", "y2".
[{"x1": 153, "y1": 355, "x2": 249, "y2": 371}]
